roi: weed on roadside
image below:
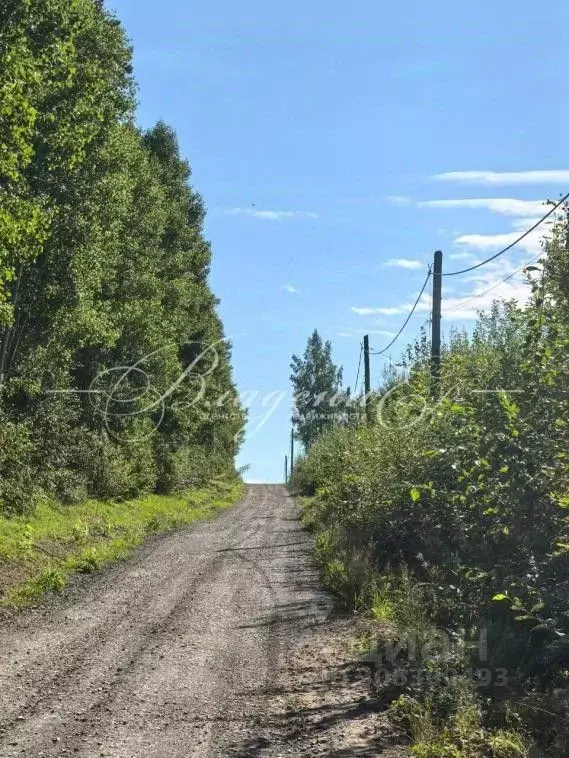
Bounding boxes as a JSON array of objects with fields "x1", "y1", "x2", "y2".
[{"x1": 0, "y1": 478, "x2": 244, "y2": 608}]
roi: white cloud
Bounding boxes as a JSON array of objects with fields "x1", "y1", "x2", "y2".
[
  {"x1": 353, "y1": 252, "x2": 539, "y2": 325},
  {"x1": 433, "y1": 170, "x2": 569, "y2": 186},
  {"x1": 509, "y1": 217, "x2": 547, "y2": 231},
  {"x1": 420, "y1": 198, "x2": 547, "y2": 217},
  {"x1": 383, "y1": 258, "x2": 423, "y2": 270},
  {"x1": 420, "y1": 196, "x2": 554, "y2": 258},
  {"x1": 448, "y1": 251, "x2": 476, "y2": 261},
  {"x1": 441, "y1": 278, "x2": 532, "y2": 320},
  {"x1": 353, "y1": 181, "x2": 556, "y2": 330},
  {"x1": 283, "y1": 284, "x2": 299, "y2": 294},
  {"x1": 225, "y1": 207, "x2": 319, "y2": 221},
  {"x1": 454, "y1": 229, "x2": 543, "y2": 255}
]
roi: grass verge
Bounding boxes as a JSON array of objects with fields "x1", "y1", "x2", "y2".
[{"x1": 0, "y1": 477, "x2": 244, "y2": 609}]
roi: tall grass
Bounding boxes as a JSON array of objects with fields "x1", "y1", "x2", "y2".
[{"x1": 0, "y1": 477, "x2": 244, "y2": 607}]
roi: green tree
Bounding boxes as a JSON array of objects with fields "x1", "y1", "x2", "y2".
[
  {"x1": 0, "y1": 0, "x2": 133, "y2": 336},
  {"x1": 290, "y1": 329, "x2": 344, "y2": 449},
  {"x1": 0, "y1": 0, "x2": 244, "y2": 511}
]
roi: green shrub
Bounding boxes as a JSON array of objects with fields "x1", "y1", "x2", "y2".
[
  {"x1": 293, "y1": 290, "x2": 569, "y2": 754},
  {"x1": 0, "y1": 417, "x2": 36, "y2": 515}
]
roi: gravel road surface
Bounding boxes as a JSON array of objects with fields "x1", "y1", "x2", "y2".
[{"x1": 0, "y1": 485, "x2": 404, "y2": 758}]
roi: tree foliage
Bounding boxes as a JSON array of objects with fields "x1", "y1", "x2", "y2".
[
  {"x1": 292, "y1": 206, "x2": 569, "y2": 754},
  {"x1": 290, "y1": 329, "x2": 345, "y2": 449},
  {"x1": 0, "y1": 0, "x2": 244, "y2": 513}
]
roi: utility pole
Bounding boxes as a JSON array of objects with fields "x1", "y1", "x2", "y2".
[
  {"x1": 290, "y1": 428, "x2": 295, "y2": 480},
  {"x1": 363, "y1": 334, "x2": 371, "y2": 424},
  {"x1": 284, "y1": 455, "x2": 288, "y2": 484},
  {"x1": 431, "y1": 251, "x2": 443, "y2": 397}
]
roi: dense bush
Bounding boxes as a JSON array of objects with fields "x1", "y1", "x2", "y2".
[{"x1": 292, "y1": 208, "x2": 569, "y2": 755}]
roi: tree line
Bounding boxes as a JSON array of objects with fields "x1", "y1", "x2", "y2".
[{"x1": 0, "y1": 0, "x2": 244, "y2": 514}]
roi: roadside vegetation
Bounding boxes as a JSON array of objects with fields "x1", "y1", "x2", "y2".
[
  {"x1": 0, "y1": 0, "x2": 245, "y2": 519},
  {"x1": 0, "y1": 477, "x2": 243, "y2": 608},
  {"x1": 0, "y1": 2, "x2": 246, "y2": 614},
  {"x1": 291, "y1": 207, "x2": 569, "y2": 756}
]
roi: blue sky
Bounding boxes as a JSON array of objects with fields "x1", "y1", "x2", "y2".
[{"x1": 110, "y1": 0, "x2": 568, "y2": 482}]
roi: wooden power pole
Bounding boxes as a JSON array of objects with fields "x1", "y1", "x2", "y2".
[
  {"x1": 290, "y1": 428, "x2": 295, "y2": 480},
  {"x1": 363, "y1": 334, "x2": 371, "y2": 424},
  {"x1": 431, "y1": 251, "x2": 443, "y2": 397}
]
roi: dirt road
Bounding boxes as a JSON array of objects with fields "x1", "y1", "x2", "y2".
[{"x1": 0, "y1": 485, "x2": 404, "y2": 758}]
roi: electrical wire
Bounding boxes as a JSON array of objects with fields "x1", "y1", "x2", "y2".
[
  {"x1": 443, "y1": 192, "x2": 569, "y2": 277},
  {"x1": 375, "y1": 317, "x2": 431, "y2": 385},
  {"x1": 353, "y1": 342, "x2": 363, "y2": 394},
  {"x1": 361, "y1": 194, "x2": 567, "y2": 362},
  {"x1": 445, "y1": 250, "x2": 544, "y2": 317},
  {"x1": 370, "y1": 267, "x2": 432, "y2": 356}
]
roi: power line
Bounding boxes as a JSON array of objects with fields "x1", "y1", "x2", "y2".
[
  {"x1": 362, "y1": 192, "x2": 567, "y2": 365},
  {"x1": 374, "y1": 318, "x2": 431, "y2": 386},
  {"x1": 370, "y1": 267, "x2": 432, "y2": 356},
  {"x1": 353, "y1": 342, "x2": 363, "y2": 393},
  {"x1": 445, "y1": 250, "x2": 544, "y2": 317},
  {"x1": 443, "y1": 192, "x2": 569, "y2": 277}
]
